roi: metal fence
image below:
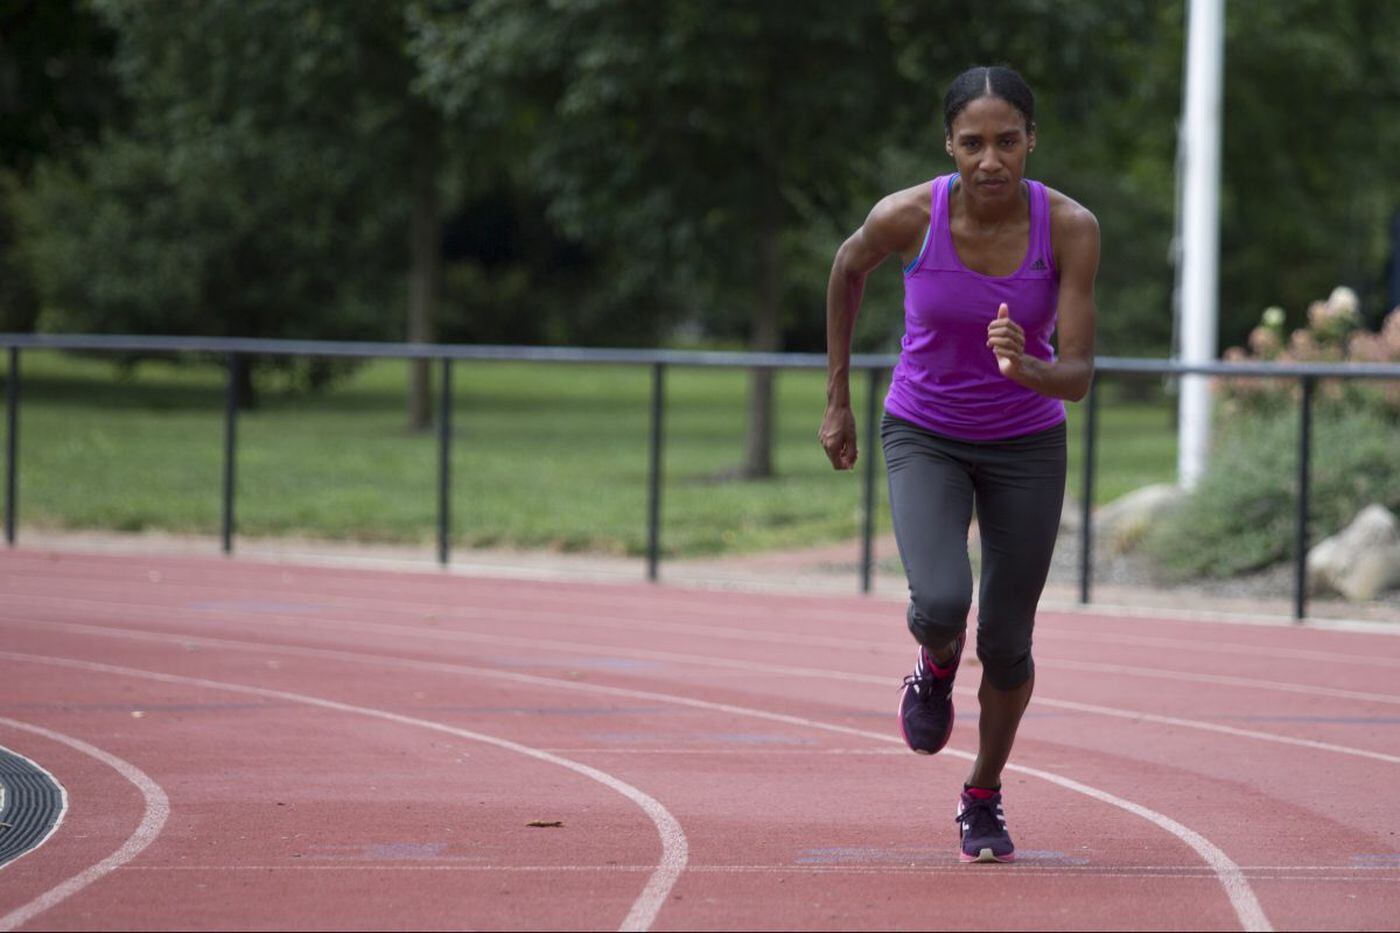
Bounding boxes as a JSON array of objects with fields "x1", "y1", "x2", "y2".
[{"x1": 3, "y1": 333, "x2": 1398, "y2": 620}]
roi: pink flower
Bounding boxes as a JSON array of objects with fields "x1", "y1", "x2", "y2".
[
  {"x1": 1289, "y1": 329, "x2": 1318, "y2": 357},
  {"x1": 1348, "y1": 331, "x2": 1385, "y2": 362},
  {"x1": 1306, "y1": 300, "x2": 1330, "y2": 330},
  {"x1": 1381, "y1": 309, "x2": 1400, "y2": 353},
  {"x1": 1248, "y1": 326, "x2": 1281, "y2": 357}
]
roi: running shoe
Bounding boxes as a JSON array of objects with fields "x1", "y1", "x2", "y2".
[
  {"x1": 897, "y1": 633, "x2": 963, "y2": 754},
  {"x1": 955, "y1": 788, "x2": 1015, "y2": 863}
]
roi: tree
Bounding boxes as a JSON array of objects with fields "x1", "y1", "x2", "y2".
[
  {"x1": 19, "y1": 0, "x2": 447, "y2": 418},
  {"x1": 882, "y1": 0, "x2": 1400, "y2": 351},
  {"x1": 15, "y1": 0, "x2": 1394, "y2": 426},
  {"x1": 0, "y1": 0, "x2": 124, "y2": 332},
  {"x1": 412, "y1": 0, "x2": 905, "y2": 477},
  {"x1": 1216, "y1": 0, "x2": 1400, "y2": 337}
]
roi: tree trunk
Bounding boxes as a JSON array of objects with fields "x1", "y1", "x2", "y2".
[
  {"x1": 406, "y1": 112, "x2": 440, "y2": 433},
  {"x1": 742, "y1": 212, "x2": 782, "y2": 479}
]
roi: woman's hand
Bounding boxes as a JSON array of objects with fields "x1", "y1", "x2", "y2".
[
  {"x1": 819, "y1": 404, "x2": 858, "y2": 470},
  {"x1": 986, "y1": 302, "x2": 1025, "y2": 378}
]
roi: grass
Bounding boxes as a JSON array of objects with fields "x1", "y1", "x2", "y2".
[{"x1": 1, "y1": 351, "x2": 1177, "y2": 556}]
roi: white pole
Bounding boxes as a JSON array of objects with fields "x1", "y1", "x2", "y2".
[{"x1": 1176, "y1": 0, "x2": 1225, "y2": 489}]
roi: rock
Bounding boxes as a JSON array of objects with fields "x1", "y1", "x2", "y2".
[
  {"x1": 1091, "y1": 483, "x2": 1187, "y2": 556},
  {"x1": 1307, "y1": 504, "x2": 1400, "y2": 601},
  {"x1": 1059, "y1": 495, "x2": 1082, "y2": 533}
]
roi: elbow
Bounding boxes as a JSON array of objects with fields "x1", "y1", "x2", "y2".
[
  {"x1": 832, "y1": 255, "x2": 858, "y2": 288},
  {"x1": 832, "y1": 240, "x2": 869, "y2": 287}
]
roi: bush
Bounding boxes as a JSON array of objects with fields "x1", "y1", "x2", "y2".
[
  {"x1": 1144, "y1": 408, "x2": 1400, "y2": 581},
  {"x1": 1217, "y1": 287, "x2": 1400, "y2": 419}
]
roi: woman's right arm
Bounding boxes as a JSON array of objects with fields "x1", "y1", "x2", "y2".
[{"x1": 820, "y1": 192, "x2": 924, "y2": 471}]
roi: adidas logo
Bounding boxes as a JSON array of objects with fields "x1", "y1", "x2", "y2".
[{"x1": 1031, "y1": 258, "x2": 1047, "y2": 270}]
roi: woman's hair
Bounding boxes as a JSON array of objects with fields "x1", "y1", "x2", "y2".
[{"x1": 942, "y1": 65, "x2": 1035, "y2": 135}]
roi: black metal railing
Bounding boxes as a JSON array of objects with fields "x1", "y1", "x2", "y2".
[{"x1": 2, "y1": 333, "x2": 1397, "y2": 620}]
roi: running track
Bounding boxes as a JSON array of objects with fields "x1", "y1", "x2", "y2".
[{"x1": 1, "y1": 549, "x2": 1398, "y2": 931}]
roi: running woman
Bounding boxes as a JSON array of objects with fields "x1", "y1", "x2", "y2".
[{"x1": 820, "y1": 65, "x2": 1098, "y2": 863}]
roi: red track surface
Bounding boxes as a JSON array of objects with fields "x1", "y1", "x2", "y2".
[{"x1": 2, "y1": 548, "x2": 1399, "y2": 931}]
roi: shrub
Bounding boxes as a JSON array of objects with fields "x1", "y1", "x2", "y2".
[
  {"x1": 1144, "y1": 408, "x2": 1400, "y2": 581},
  {"x1": 1216, "y1": 287, "x2": 1400, "y2": 419}
]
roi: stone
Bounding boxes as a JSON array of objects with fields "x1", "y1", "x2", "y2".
[
  {"x1": 1091, "y1": 483, "x2": 1187, "y2": 555},
  {"x1": 1307, "y1": 504, "x2": 1400, "y2": 601},
  {"x1": 1059, "y1": 495, "x2": 1082, "y2": 533}
]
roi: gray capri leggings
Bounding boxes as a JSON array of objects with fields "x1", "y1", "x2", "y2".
[{"x1": 881, "y1": 413, "x2": 1067, "y2": 690}]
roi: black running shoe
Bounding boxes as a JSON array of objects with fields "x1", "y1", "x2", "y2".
[
  {"x1": 897, "y1": 634, "x2": 963, "y2": 754},
  {"x1": 955, "y1": 789, "x2": 1015, "y2": 863}
]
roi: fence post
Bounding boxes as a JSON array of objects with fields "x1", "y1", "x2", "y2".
[
  {"x1": 4, "y1": 347, "x2": 18, "y2": 547},
  {"x1": 1293, "y1": 375, "x2": 1315, "y2": 622},
  {"x1": 860, "y1": 367, "x2": 881, "y2": 594},
  {"x1": 438, "y1": 357, "x2": 453, "y2": 567},
  {"x1": 221, "y1": 353, "x2": 239, "y2": 555},
  {"x1": 646, "y1": 362, "x2": 666, "y2": 582},
  {"x1": 1078, "y1": 376, "x2": 1099, "y2": 604}
]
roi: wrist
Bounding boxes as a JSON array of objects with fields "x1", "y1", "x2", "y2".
[
  {"x1": 826, "y1": 380, "x2": 851, "y2": 408},
  {"x1": 1011, "y1": 356, "x2": 1039, "y2": 388}
]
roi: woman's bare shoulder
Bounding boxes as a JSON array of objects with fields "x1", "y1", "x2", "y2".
[
  {"x1": 1044, "y1": 186, "x2": 1099, "y2": 237},
  {"x1": 1043, "y1": 185, "x2": 1100, "y2": 275},
  {"x1": 864, "y1": 180, "x2": 937, "y2": 252}
]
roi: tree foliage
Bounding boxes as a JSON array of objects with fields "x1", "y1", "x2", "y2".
[
  {"x1": 17, "y1": 0, "x2": 427, "y2": 389},
  {"x1": 9, "y1": 0, "x2": 1399, "y2": 372},
  {"x1": 414, "y1": 0, "x2": 903, "y2": 330},
  {"x1": 0, "y1": 0, "x2": 124, "y2": 331},
  {"x1": 1217, "y1": 0, "x2": 1400, "y2": 339}
]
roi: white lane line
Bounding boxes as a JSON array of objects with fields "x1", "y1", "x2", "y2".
[
  {"x1": 1043, "y1": 658, "x2": 1400, "y2": 706},
  {"x1": 213, "y1": 617, "x2": 1400, "y2": 759},
  {"x1": 109, "y1": 863, "x2": 1400, "y2": 884},
  {"x1": 0, "y1": 590, "x2": 899, "y2": 655},
  {"x1": 115, "y1": 861, "x2": 1400, "y2": 874},
  {"x1": 1008, "y1": 760, "x2": 1269, "y2": 931},
  {"x1": 1045, "y1": 628, "x2": 1400, "y2": 670},
  {"x1": 8, "y1": 597, "x2": 1400, "y2": 713},
  {"x1": 13, "y1": 615, "x2": 1396, "y2": 771},
  {"x1": 1, "y1": 643, "x2": 1271, "y2": 931},
  {"x1": 538, "y1": 748, "x2": 907, "y2": 756},
  {"x1": 1019, "y1": 696, "x2": 1400, "y2": 767},
  {"x1": 287, "y1": 609, "x2": 1400, "y2": 708},
  {"x1": 1041, "y1": 597, "x2": 1400, "y2": 635},
  {"x1": 10, "y1": 585, "x2": 1400, "y2": 687},
  {"x1": 0, "y1": 654, "x2": 685, "y2": 933},
  {"x1": 0, "y1": 718, "x2": 169, "y2": 933},
  {"x1": 0, "y1": 741, "x2": 69, "y2": 873},
  {"x1": 6, "y1": 551, "x2": 1399, "y2": 636}
]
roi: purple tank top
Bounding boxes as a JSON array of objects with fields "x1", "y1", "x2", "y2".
[{"x1": 884, "y1": 173, "x2": 1066, "y2": 441}]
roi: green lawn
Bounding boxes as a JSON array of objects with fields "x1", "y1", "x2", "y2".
[{"x1": 2, "y1": 351, "x2": 1177, "y2": 556}]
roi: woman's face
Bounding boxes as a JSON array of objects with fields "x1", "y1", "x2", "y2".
[{"x1": 944, "y1": 95, "x2": 1035, "y2": 202}]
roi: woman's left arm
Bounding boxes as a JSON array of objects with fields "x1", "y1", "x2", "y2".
[{"x1": 986, "y1": 203, "x2": 1099, "y2": 401}]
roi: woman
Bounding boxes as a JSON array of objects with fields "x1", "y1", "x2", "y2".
[{"x1": 820, "y1": 65, "x2": 1098, "y2": 863}]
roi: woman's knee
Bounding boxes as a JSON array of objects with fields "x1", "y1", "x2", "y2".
[
  {"x1": 975, "y1": 625, "x2": 1035, "y2": 690},
  {"x1": 906, "y1": 590, "x2": 971, "y2": 648}
]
